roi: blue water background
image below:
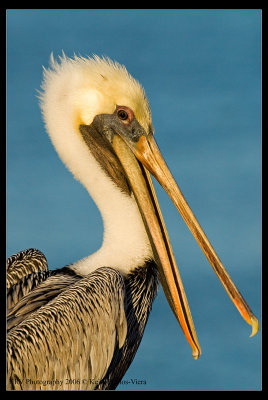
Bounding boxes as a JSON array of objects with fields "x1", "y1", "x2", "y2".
[{"x1": 7, "y1": 10, "x2": 261, "y2": 390}]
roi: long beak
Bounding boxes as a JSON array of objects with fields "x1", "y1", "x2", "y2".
[{"x1": 112, "y1": 132, "x2": 258, "y2": 359}]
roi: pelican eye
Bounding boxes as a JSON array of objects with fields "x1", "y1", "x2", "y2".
[
  {"x1": 117, "y1": 109, "x2": 129, "y2": 120},
  {"x1": 115, "y1": 105, "x2": 134, "y2": 124}
]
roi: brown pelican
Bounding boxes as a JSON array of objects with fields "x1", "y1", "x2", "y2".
[{"x1": 7, "y1": 54, "x2": 258, "y2": 390}]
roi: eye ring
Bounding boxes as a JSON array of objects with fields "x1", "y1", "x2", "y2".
[
  {"x1": 115, "y1": 105, "x2": 134, "y2": 124},
  {"x1": 117, "y1": 109, "x2": 129, "y2": 121}
]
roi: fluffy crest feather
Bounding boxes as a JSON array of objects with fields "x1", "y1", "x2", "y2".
[{"x1": 40, "y1": 53, "x2": 152, "y2": 133}]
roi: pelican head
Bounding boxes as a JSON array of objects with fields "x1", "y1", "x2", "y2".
[{"x1": 39, "y1": 53, "x2": 258, "y2": 360}]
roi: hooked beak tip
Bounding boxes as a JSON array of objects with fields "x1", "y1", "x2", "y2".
[
  {"x1": 193, "y1": 348, "x2": 201, "y2": 360},
  {"x1": 250, "y1": 315, "x2": 259, "y2": 337}
]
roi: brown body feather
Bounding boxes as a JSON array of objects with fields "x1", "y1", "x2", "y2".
[{"x1": 7, "y1": 250, "x2": 158, "y2": 390}]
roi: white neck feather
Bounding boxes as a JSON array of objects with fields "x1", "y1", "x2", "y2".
[{"x1": 70, "y1": 147, "x2": 153, "y2": 276}]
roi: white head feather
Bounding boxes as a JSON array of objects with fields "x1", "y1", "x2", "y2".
[{"x1": 39, "y1": 54, "x2": 153, "y2": 275}]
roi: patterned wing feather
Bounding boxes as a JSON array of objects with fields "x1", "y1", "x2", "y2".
[
  {"x1": 7, "y1": 267, "x2": 127, "y2": 390},
  {"x1": 7, "y1": 249, "x2": 48, "y2": 289}
]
